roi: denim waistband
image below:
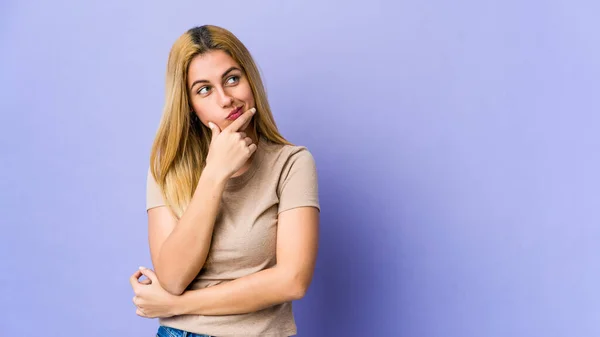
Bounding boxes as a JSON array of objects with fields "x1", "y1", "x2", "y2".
[{"x1": 156, "y1": 325, "x2": 214, "y2": 337}]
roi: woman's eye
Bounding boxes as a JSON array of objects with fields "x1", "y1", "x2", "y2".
[
  {"x1": 226, "y1": 76, "x2": 239, "y2": 84},
  {"x1": 198, "y1": 86, "x2": 210, "y2": 95}
]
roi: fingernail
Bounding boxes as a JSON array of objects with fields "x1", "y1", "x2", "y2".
[
  {"x1": 207, "y1": 122, "x2": 214, "y2": 128},
  {"x1": 251, "y1": 108, "x2": 256, "y2": 114},
  {"x1": 139, "y1": 266, "x2": 145, "y2": 270}
]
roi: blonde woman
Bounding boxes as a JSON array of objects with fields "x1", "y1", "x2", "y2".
[{"x1": 129, "y1": 25, "x2": 320, "y2": 337}]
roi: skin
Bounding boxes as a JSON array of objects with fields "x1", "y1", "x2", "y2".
[
  {"x1": 189, "y1": 49, "x2": 258, "y2": 176},
  {"x1": 130, "y1": 50, "x2": 319, "y2": 318}
]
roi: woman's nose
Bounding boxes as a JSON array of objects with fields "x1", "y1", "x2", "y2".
[{"x1": 216, "y1": 87, "x2": 234, "y2": 108}]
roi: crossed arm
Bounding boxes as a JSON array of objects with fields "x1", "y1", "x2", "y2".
[{"x1": 131, "y1": 205, "x2": 319, "y2": 317}]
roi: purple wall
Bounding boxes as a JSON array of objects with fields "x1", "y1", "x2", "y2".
[{"x1": 1, "y1": 0, "x2": 599, "y2": 336}]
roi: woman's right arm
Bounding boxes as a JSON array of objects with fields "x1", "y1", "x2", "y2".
[
  {"x1": 147, "y1": 167, "x2": 227, "y2": 296},
  {"x1": 146, "y1": 107, "x2": 257, "y2": 296}
]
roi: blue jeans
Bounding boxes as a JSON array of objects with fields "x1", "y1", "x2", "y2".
[{"x1": 156, "y1": 326, "x2": 214, "y2": 337}]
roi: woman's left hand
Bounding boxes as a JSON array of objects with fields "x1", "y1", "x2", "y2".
[{"x1": 129, "y1": 267, "x2": 179, "y2": 318}]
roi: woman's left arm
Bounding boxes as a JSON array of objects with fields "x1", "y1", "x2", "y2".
[{"x1": 171, "y1": 206, "x2": 318, "y2": 316}]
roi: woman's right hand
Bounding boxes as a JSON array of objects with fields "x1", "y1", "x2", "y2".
[{"x1": 204, "y1": 107, "x2": 257, "y2": 181}]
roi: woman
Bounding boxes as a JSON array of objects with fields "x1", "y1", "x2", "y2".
[{"x1": 129, "y1": 25, "x2": 320, "y2": 337}]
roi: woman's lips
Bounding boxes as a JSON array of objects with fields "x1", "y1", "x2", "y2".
[{"x1": 226, "y1": 106, "x2": 243, "y2": 120}]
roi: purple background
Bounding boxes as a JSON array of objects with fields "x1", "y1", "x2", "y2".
[{"x1": 1, "y1": 0, "x2": 599, "y2": 336}]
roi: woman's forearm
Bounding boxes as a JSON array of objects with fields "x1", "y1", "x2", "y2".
[
  {"x1": 172, "y1": 267, "x2": 304, "y2": 316},
  {"x1": 155, "y1": 168, "x2": 226, "y2": 295}
]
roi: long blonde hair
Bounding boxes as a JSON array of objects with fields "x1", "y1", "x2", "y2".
[{"x1": 150, "y1": 25, "x2": 290, "y2": 218}]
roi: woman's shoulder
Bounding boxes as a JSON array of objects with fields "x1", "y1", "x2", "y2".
[
  {"x1": 256, "y1": 142, "x2": 316, "y2": 187},
  {"x1": 260, "y1": 138, "x2": 315, "y2": 164}
]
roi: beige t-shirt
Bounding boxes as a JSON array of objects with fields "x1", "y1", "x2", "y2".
[{"x1": 146, "y1": 137, "x2": 320, "y2": 337}]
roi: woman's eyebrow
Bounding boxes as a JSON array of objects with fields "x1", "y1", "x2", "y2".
[{"x1": 190, "y1": 66, "x2": 241, "y2": 90}]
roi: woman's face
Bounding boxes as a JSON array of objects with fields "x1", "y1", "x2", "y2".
[{"x1": 187, "y1": 50, "x2": 255, "y2": 132}]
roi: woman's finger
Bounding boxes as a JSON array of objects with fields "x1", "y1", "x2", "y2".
[
  {"x1": 129, "y1": 270, "x2": 143, "y2": 290},
  {"x1": 139, "y1": 267, "x2": 158, "y2": 283}
]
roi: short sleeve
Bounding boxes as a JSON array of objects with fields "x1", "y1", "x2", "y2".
[
  {"x1": 277, "y1": 148, "x2": 320, "y2": 214},
  {"x1": 146, "y1": 167, "x2": 166, "y2": 211}
]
